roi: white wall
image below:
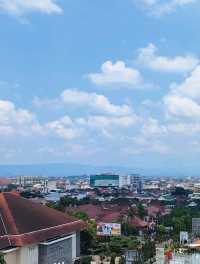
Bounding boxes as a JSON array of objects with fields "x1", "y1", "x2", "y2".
[
  {"x1": 72, "y1": 233, "x2": 77, "y2": 260},
  {"x1": 18, "y1": 245, "x2": 39, "y2": 264},
  {"x1": 4, "y1": 249, "x2": 18, "y2": 264}
]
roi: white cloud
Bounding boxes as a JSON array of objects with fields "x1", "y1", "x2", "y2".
[
  {"x1": 126, "y1": 136, "x2": 170, "y2": 154},
  {"x1": 170, "y1": 65, "x2": 200, "y2": 99},
  {"x1": 61, "y1": 89, "x2": 132, "y2": 116},
  {"x1": 167, "y1": 122, "x2": 200, "y2": 135},
  {"x1": 79, "y1": 115, "x2": 138, "y2": 137},
  {"x1": 0, "y1": 100, "x2": 40, "y2": 136},
  {"x1": 164, "y1": 95, "x2": 200, "y2": 120},
  {"x1": 46, "y1": 116, "x2": 81, "y2": 140},
  {"x1": 78, "y1": 115, "x2": 137, "y2": 129},
  {"x1": 136, "y1": 0, "x2": 197, "y2": 16},
  {"x1": 163, "y1": 65, "x2": 200, "y2": 120},
  {"x1": 0, "y1": 0, "x2": 62, "y2": 17},
  {"x1": 88, "y1": 61, "x2": 143, "y2": 87},
  {"x1": 141, "y1": 118, "x2": 167, "y2": 137},
  {"x1": 137, "y1": 43, "x2": 199, "y2": 73}
]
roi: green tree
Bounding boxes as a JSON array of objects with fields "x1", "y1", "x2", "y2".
[
  {"x1": 0, "y1": 254, "x2": 6, "y2": 264},
  {"x1": 73, "y1": 211, "x2": 89, "y2": 222},
  {"x1": 81, "y1": 220, "x2": 97, "y2": 255},
  {"x1": 137, "y1": 203, "x2": 146, "y2": 219},
  {"x1": 110, "y1": 254, "x2": 115, "y2": 264},
  {"x1": 80, "y1": 230, "x2": 94, "y2": 254},
  {"x1": 142, "y1": 241, "x2": 156, "y2": 262},
  {"x1": 121, "y1": 222, "x2": 138, "y2": 236},
  {"x1": 157, "y1": 225, "x2": 167, "y2": 241}
]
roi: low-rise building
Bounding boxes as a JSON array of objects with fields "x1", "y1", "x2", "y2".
[{"x1": 0, "y1": 192, "x2": 85, "y2": 264}]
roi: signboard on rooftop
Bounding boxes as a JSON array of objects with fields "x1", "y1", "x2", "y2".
[{"x1": 97, "y1": 223, "x2": 121, "y2": 236}]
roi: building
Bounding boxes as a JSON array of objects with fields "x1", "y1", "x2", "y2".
[
  {"x1": 119, "y1": 175, "x2": 131, "y2": 188},
  {"x1": 125, "y1": 250, "x2": 141, "y2": 264},
  {"x1": 131, "y1": 175, "x2": 143, "y2": 193},
  {"x1": 90, "y1": 174, "x2": 119, "y2": 188},
  {"x1": 192, "y1": 218, "x2": 200, "y2": 236},
  {"x1": 0, "y1": 192, "x2": 85, "y2": 264},
  {"x1": 16, "y1": 176, "x2": 48, "y2": 193},
  {"x1": 47, "y1": 180, "x2": 57, "y2": 192}
]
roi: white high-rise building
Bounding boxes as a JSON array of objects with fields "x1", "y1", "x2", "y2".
[{"x1": 119, "y1": 175, "x2": 131, "y2": 188}]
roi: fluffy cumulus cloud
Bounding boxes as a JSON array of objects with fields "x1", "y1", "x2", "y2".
[
  {"x1": 31, "y1": 88, "x2": 139, "y2": 141},
  {"x1": 23, "y1": 79, "x2": 200, "y2": 158},
  {"x1": 0, "y1": 0, "x2": 62, "y2": 17},
  {"x1": 137, "y1": 43, "x2": 199, "y2": 73},
  {"x1": 136, "y1": 0, "x2": 197, "y2": 16},
  {"x1": 88, "y1": 61, "x2": 143, "y2": 88},
  {"x1": 164, "y1": 95, "x2": 200, "y2": 120},
  {"x1": 4, "y1": 67, "x2": 200, "y2": 162},
  {"x1": 61, "y1": 89, "x2": 132, "y2": 116},
  {"x1": 46, "y1": 116, "x2": 81, "y2": 140},
  {"x1": 163, "y1": 65, "x2": 200, "y2": 120},
  {"x1": 0, "y1": 100, "x2": 40, "y2": 136},
  {"x1": 170, "y1": 65, "x2": 200, "y2": 99}
]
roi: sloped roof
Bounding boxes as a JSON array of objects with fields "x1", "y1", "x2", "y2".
[
  {"x1": 66, "y1": 203, "x2": 129, "y2": 222},
  {"x1": 0, "y1": 192, "x2": 85, "y2": 250},
  {"x1": 130, "y1": 216, "x2": 148, "y2": 228}
]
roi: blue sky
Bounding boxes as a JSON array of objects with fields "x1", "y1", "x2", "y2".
[{"x1": 1, "y1": 0, "x2": 200, "y2": 173}]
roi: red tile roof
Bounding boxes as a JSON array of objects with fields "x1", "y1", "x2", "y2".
[
  {"x1": 0, "y1": 192, "x2": 85, "y2": 250},
  {"x1": 130, "y1": 216, "x2": 148, "y2": 228},
  {"x1": 147, "y1": 205, "x2": 166, "y2": 217},
  {"x1": 100, "y1": 212, "x2": 121, "y2": 223},
  {"x1": 67, "y1": 203, "x2": 129, "y2": 223}
]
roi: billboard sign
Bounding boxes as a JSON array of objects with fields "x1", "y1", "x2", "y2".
[{"x1": 97, "y1": 223, "x2": 121, "y2": 236}]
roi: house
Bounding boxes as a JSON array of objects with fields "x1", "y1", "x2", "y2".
[
  {"x1": 66, "y1": 203, "x2": 129, "y2": 223},
  {"x1": 130, "y1": 216, "x2": 148, "y2": 229},
  {"x1": 0, "y1": 192, "x2": 85, "y2": 264}
]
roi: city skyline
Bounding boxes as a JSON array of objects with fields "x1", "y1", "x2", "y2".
[{"x1": 1, "y1": 1, "x2": 200, "y2": 174}]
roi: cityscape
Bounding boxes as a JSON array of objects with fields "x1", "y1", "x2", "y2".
[
  {"x1": 1, "y1": 0, "x2": 200, "y2": 264},
  {"x1": 1, "y1": 173, "x2": 200, "y2": 263}
]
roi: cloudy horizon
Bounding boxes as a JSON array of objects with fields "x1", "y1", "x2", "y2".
[{"x1": 0, "y1": 0, "x2": 200, "y2": 174}]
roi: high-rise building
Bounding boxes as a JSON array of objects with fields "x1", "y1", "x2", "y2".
[
  {"x1": 119, "y1": 175, "x2": 131, "y2": 188},
  {"x1": 130, "y1": 174, "x2": 143, "y2": 193}
]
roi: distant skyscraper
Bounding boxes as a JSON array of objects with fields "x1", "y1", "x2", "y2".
[{"x1": 130, "y1": 174, "x2": 143, "y2": 193}]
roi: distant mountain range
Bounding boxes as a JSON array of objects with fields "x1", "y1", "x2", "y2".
[
  {"x1": 0, "y1": 163, "x2": 198, "y2": 178},
  {"x1": 0, "y1": 163, "x2": 139, "y2": 177}
]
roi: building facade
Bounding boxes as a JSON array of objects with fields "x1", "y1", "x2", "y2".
[
  {"x1": 0, "y1": 192, "x2": 85, "y2": 264},
  {"x1": 90, "y1": 174, "x2": 119, "y2": 188}
]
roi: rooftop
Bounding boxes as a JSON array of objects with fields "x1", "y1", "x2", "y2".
[{"x1": 0, "y1": 192, "x2": 85, "y2": 250}]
